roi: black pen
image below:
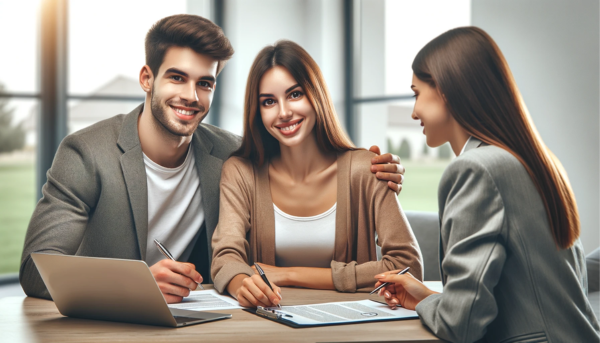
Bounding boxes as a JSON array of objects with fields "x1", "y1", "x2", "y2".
[
  {"x1": 370, "y1": 267, "x2": 410, "y2": 295},
  {"x1": 154, "y1": 239, "x2": 204, "y2": 290},
  {"x1": 254, "y1": 263, "x2": 282, "y2": 309}
]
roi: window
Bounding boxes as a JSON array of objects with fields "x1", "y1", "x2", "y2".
[
  {"x1": 350, "y1": 0, "x2": 471, "y2": 211},
  {"x1": 0, "y1": 0, "x2": 41, "y2": 275},
  {"x1": 0, "y1": 0, "x2": 194, "y2": 276}
]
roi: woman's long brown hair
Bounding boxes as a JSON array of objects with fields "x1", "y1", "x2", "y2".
[
  {"x1": 232, "y1": 40, "x2": 356, "y2": 166},
  {"x1": 413, "y1": 26, "x2": 579, "y2": 249}
]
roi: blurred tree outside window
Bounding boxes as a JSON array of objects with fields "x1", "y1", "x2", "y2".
[
  {"x1": 398, "y1": 139, "x2": 411, "y2": 160},
  {"x1": 0, "y1": 86, "x2": 26, "y2": 153},
  {"x1": 438, "y1": 143, "x2": 452, "y2": 159},
  {"x1": 387, "y1": 138, "x2": 398, "y2": 157}
]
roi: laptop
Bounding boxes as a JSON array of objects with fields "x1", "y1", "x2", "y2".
[{"x1": 30, "y1": 253, "x2": 231, "y2": 327}]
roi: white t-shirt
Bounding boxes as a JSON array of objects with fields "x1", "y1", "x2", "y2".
[
  {"x1": 274, "y1": 203, "x2": 336, "y2": 268},
  {"x1": 143, "y1": 144, "x2": 204, "y2": 266}
]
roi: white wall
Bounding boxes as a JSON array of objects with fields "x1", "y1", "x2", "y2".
[
  {"x1": 472, "y1": 0, "x2": 600, "y2": 253},
  {"x1": 356, "y1": 0, "x2": 387, "y2": 150}
]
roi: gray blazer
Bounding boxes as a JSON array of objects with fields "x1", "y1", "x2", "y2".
[
  {"x1": 416, "y1": 138, "x2": 600, "y2": 343},
  {"x1": 20, "y1": 104, "x2": 241, "y2": 299}
]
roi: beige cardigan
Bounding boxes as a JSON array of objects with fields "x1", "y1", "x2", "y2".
[{"x1": 211, "y1": 150, "x2": 423, "y2": 294}]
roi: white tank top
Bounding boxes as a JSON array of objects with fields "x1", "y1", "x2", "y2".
[{"x1": 274, "y1": 203, "x2": 336, "y2": 268}]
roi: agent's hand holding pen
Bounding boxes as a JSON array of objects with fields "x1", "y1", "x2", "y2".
[
  {"x1": 226, "y1": 264, "x2": 283, "y2": 308},
  {"x1": 150, "y1": 239, "x2": 204, "y2": 304},
  {"x1": 374, "y1": 270, "x2": 438, "y2": 310}
]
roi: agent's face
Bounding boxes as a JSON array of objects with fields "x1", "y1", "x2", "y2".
[
  {"x1": 149, "y1": 47, "x2": 218, "y2": 137},
  {"x1": 259, "y1": 66, "x2": 316, "y2": 147},
  {"x1": 410, "y1": 73, "x2": 454, "y2": 147}
]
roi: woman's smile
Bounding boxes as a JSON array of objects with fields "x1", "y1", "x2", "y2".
[{"x1": 275, "y1": 119, "x2": 304, "y2": 135}]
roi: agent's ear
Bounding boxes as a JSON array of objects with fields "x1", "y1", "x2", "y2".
[
  {"x1": 139, "y1": 65, "x2": 154, "y2": 93},
  {"x1": 435, "y1": 86, "x2": 449, "y2": 105},
  {"x1": 441, "y1": 92, "x2": 448, "y2": 104}
]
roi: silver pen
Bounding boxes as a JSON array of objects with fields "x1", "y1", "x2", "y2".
[
  {"x1": 154, "y1": 239, "x2": 205, "y2": 290},
  {"x1": 370, "y1": 267, "x2": 410, "y2": 295}
]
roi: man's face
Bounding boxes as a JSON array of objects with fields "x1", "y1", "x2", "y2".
[{"x1": 150, "y1": 47, "x2": 218, "y2": 137}]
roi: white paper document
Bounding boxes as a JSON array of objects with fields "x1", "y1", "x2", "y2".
[
  {"x1": 423, "y1": 281, "x2": 444, "y2": 294},
  {"x1": 260, "y1": 299, "x2": 418, "y2": 326},
  {"x1": 168, "y1": 289, "x2": 242, "y2": 311}
]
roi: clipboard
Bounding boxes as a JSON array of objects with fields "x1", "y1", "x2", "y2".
[
  {"x1": 243, "y1": 307, "x2": 305, "y2": 328},
  {"x1": 244, "y1": 300, "x2": 419, "y2": 328}
]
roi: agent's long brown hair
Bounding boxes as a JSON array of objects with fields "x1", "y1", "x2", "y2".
[
  {"x1": 233, "y1": 40, "x2": 356, "y2": 166},
  {"x1": 413, "y1": 26, "x2": 579, "y2": 249}
]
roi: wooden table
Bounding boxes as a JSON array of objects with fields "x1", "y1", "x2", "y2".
[{"x1": 0, "y1": 286, "x2": 442, "y2": 343}]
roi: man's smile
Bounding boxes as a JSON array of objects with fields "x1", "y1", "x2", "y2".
[{"x1": 169, "y1": 104, "x2": 201, "y2": 119}]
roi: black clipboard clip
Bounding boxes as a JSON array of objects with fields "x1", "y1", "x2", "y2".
[
  {"x1": 244, "y1": 306, "x2": 301, "y2": 328},
  {"x1": 256, "y1": 306, "x2": 293, "y2": 320}
]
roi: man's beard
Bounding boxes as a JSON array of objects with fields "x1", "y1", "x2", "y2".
[{"x1": 150, "y1": 87, "x2": 206, "y2": 137}]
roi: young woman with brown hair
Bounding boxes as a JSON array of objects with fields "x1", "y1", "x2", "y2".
[
  {"x1": 210, "y1": 40, "x2": 423, "y2": 308},
  {"x1": 375, "y1": 27, "x2": 599, "y2": 342}
]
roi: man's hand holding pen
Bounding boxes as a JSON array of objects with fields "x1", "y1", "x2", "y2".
[
  {"x1": 149, "y1": 259, "x2": 203, "y2": 304},
  {"x1": 151, "y1": 239, "x2": 204, "y2": 304}
]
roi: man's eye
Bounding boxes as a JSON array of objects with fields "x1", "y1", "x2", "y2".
[
  {"x1": 171, "y1": 75, "x2": 183, "y2": 81},
  {"x1": 198, "y1": 81, "x2": 212, "y2": 88}
]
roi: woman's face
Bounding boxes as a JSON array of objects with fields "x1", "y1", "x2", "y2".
[
  {"x1": 411, "y1": 73, "x2": 454, "y2": 147},
  {"x1": 259, "y1": 66, "x2": 317, "y2": 147}
]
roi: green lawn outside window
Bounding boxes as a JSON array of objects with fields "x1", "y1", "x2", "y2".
[{"x1": 0, "y1": 159, "x2": 449, "y2": 274}]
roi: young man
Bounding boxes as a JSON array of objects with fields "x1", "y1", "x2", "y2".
[{"x1": 20, "y1": 14, "x2": 405, "y2": 303}]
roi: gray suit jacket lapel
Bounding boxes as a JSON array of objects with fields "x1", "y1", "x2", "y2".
[
  {"x1": 117, "y1": 105, "x2": 148, "y2": 260},
  {"x1": 192, "y1": 129, "x2": 223, "y2": 260},
  {"x1": 438, "y1": 136, "x2": 485, "y2": 284}
]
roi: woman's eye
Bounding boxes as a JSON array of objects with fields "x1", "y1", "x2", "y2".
[
  {"x1": 290, "y1": 91, "x2": 302, "y2": 99},
  {"x1": 262, "y1": 99, "x2": 274, "y2": 106}
]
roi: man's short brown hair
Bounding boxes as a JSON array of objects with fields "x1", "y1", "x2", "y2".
[{"x1": 145, "y1": 14, "x2": 234, "y2": 77}]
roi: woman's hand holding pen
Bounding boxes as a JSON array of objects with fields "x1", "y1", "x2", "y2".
[
  {"x1": 374, "y1": 270, "x2": 437, "y2": 310},
  {"x1": 228, "y1": 274, "x2": 282, "y2": 308}
]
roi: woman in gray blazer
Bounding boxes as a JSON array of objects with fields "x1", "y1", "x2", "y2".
[{"x1": 375, "y1": 27, "x2": 600, "y2": 343}]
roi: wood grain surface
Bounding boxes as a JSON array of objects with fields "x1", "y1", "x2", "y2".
[{"x1": 0, "y1": 285, "x2": 443, "y2": 343}]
